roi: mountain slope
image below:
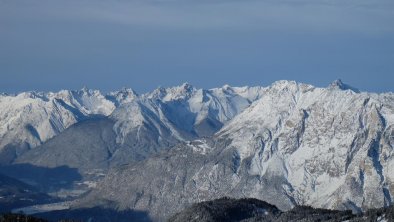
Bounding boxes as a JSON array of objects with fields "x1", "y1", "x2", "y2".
[
  {"x1": 78, "y1": 80, "x2": 394, "y2": 220},
  {"x1": 16, "y1": 118, "x2": 117, "y2": 171},
  {"x1": 168, "y1": 197, "x2": 359, "y2": 222},
  {"x1": 217, "y1": 80, "x2": 394, "y2": 211},
  {"x1": 168, "y1": 197, "x2": 281, "y2": 222},
  {"x1": 0, "y1": 88, "x2": 134, "y2": 163},
  {"x1": 16, "y1": 84, "x2": 265, "y2": 171},
  {"x1": 170, "y1": 197, "x2": 394, "y2": 222}
]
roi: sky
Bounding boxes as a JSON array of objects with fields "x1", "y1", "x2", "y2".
[{"x1": 0, "y1": 0, "x2": 393, "y2": 94}]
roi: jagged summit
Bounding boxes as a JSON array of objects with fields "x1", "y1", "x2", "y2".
[
  {"x1": 81, "y1": 86, "x2": 90, "y2": 92},
  {"x1": 1, "y1": 80, "x2": 394, "y2": 220},
  {"x1": 15, "y1": 91, "x2": 48, "y2": 101},
  {"x1": 0, "y1": 83, "x2": 268, "y2": 163},
  {"x1": 78, "y1": 81, "x2": 394, "y2": 220},
  {"x1": 179, "y1": 82, "x2": 194, "y2": 90},
  {"x1": 145, "y1": 82, "x2": 196, "y2": 101},
  {"x1": 267, "y1": 80, "x2": 316, "y2": 93},
  {"x1": 0, "y1": 80, "x2": 383, "y2": 161},
  {"x1": 271, "y1": 80, "x2": 298, "y2": 86},
  {"x1": 120, "y1": 87, "x2": 138, "y2": 94},
  {"x1": 106, "y1": 87, "x2": 138, "y2": 105},
  {"x1": 329, "y1": 79, "x2": 360, "y2": 93},
  {"x1": 167, "y1": 82, "x2": 196, "y2": 96},
  {"x1": 221, "y1": 84, "x2": 232, "y2": 90}
]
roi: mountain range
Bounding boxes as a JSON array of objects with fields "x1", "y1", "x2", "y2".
[{"x1": 1, "y1": 80, "x2": 393, "y2": 221}]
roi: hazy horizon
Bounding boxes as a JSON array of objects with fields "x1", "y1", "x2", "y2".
[{"x1": 1, "y1": 78, "x2": 392, "y2": 95}]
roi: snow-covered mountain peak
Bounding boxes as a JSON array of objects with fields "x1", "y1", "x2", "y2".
[
  {"x1": 14, "y1": 91, "x2": 50, "y2": 101},
  {"x1": 61, "y1": 89, "x2": 115, "y2": 116},
  {"x1": 222, "y1": 83, "x2": 231, "y2": 88},
  {"x1": 147, "y1": 86, "x2": 165, "y2": 99},
  {"x1": 180, "y1": 82, "x2": 194, "y2": 90},
  {"x1": 221, "y1": 84, "x2": 233, "y2": 91},
  {"x1": 74, "y1": 87, "x2": 103, "y2": 97},
  {"x1": 165, "y1": 83, "x2": 196, "y2": 101},
  {"x1": 80, "y1": 86, "x2": 93, "y2": 93},
  {"x1": 106, "y1": 83, "x2": 268, "y2": 147},
  {"x1": 117, "y1": 87, "x2": 138, "y2": 96},
  {"x1": 270, "y1": 80, "x2": 297, "y2": 88},
  {"x1": 268, "y1": 80, "x2": 315, "y2": 93},
  {"x1": 215, "y1": 84, "x2": 254, "y2": 95},
  {"x1": 329, "y1": 79, "x2": 360, "y2": 93},
  {"x1": 210, "y1": 81, "x2": 394, "y2": 213},
  {"x1": 0, "y1": 88, "x2": 121, "y2": 162},
  {"x1": 106, "y1": 87, "x2": 138, "y2": 105},
  {"x1": 0, "y1": 84, "x2": 263, "y2": 163},
  {"x1": 7, "y1": 81, "x2": 394, "y2": 219},
  {"x1": 144, "y1": 83, "x2": 196, "y2": 101}
]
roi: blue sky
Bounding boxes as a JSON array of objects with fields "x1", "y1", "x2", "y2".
[{"x1": 1, "y1": 0, "x2": 393, "y2": 93}]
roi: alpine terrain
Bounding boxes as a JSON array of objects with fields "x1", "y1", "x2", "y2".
[{"x1": 1, "y1": 80, "x2": 393, "y2": 221}]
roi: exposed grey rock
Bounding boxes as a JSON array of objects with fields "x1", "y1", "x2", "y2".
[{"x1": 78, "y1": 81, "x2": 394, "y2": 221}]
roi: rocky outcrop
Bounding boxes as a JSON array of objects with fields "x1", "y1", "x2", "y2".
[{"x1": 80, "y1": 80, "x2": 394, "y2": 220}]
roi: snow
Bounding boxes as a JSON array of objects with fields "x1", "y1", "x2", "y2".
[
  {"x1": 2, "y1": 81, "x2": 394, "y2": 214},
  {"x1": 213, "y1": 80, "x2": 394, "y2": 210},
  {"x1": 0, "y1": 82, "x2": 268, "y2": 161},
  {"x1": 0, "y1": 83, "x2": 267, "y2": 158},
  {"x1": 189, "y1": 140, "x2": 212, "y2": 155},
  {"x1": 110, "y1": 83, "x2": 266, "y2": 145},
  {"x1": 377, "y1": 215, "x2": 388, "y2": 222},
  {"x1": 0, "y1": 87, "x2": 137, "y2": 154},
  {"x1": 12, "y1": 201, "x2": 72, "y2": 215}
]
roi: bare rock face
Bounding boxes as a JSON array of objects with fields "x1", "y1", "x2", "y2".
[{"x1": 79, "y1": 81, "x2": 394, "y2": 220}]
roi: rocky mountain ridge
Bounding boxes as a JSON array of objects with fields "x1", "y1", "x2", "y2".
[
  {"x1": 2, "y1": 80, "x2": 394, "y2": 221},
  {"x1": 76, "y1": 80, "x2": 394, "y2": 220},
  {"x1": 0, "y1": 84, "x2": 264, "y2": 164}
]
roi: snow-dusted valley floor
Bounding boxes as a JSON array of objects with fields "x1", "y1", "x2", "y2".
[
  {"x1": 12, "y1": 201, "x2": 73, "y2": 215},
  {"x1": 1, "y1": 80, "x2": 394, "y2": 221}
]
